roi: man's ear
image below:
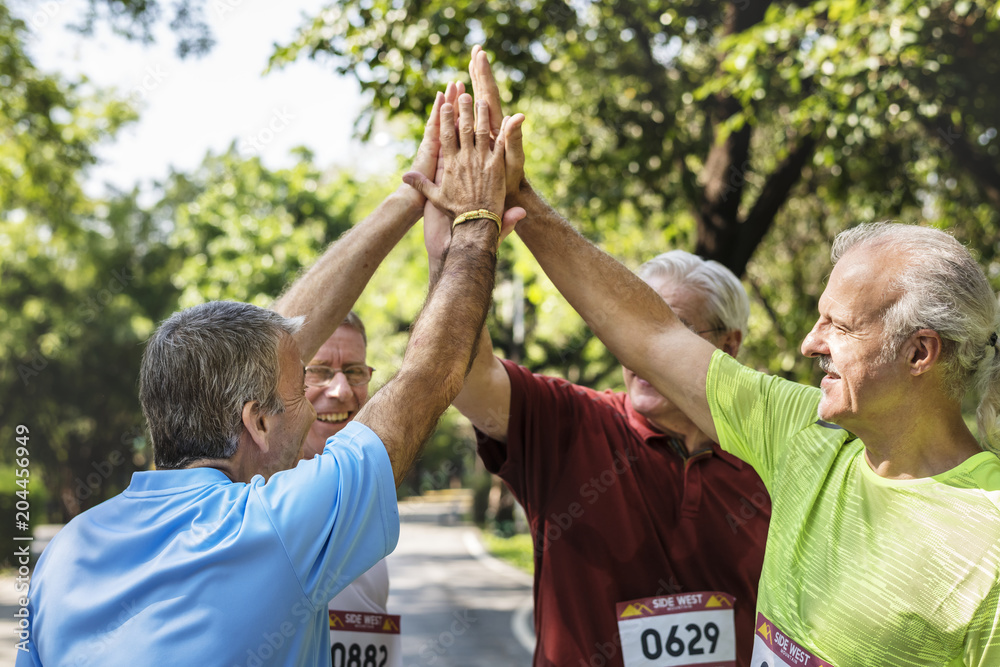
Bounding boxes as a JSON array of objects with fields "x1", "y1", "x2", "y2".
[
  {"x1": 241, "y1": 400, "x2": 270, "y2": 454},
  {"x1": 720, "y1": 329, "x2": 743, "y2": 357},
  {"x1": 906, "y1": 329, "x2": 942, "y2": 377}
]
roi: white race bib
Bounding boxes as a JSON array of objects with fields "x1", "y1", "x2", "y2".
[
  {"x1": 328, "y1": 609, "x2": 402, "y2": 667},
  {"x1": 750, "y1": 612, "x2": 833, "y2": 667},
  {"x1": 616, "y1": 592, "x2": 737, "y2": 667}
]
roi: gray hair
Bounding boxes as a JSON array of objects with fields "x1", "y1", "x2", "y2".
[
  {"x1": 636, "y1": 250, "x2": 750, "y2": 341},
  {"x1": 832, "y1": 222, "x2": 1000, "y2": 449},
  {"x1": 341, "y1": 310, "x2": 367, "y2": 346},
  {"x1": 140, "y1": 301, "x2": 304, "y2": 469}
]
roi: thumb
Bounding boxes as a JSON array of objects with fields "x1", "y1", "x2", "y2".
[
  {"x1": 499, "y1": 206, "x2": 526, "y2": 242},
  {"x1": 402, "y1": 171, "x2": 440, "y2": 201}
]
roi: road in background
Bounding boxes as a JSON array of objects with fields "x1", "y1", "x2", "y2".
[{"x1": 388, "y1": 493, "x2": 535, "y2": 666}]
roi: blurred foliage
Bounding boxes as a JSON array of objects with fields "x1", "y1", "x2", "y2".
[
  {"x1": 71, "y1": 0, "x2": 214, "y2": 57},
  {"x1": 274, "y1": 0, "x2": 1000, "y2": 389}
]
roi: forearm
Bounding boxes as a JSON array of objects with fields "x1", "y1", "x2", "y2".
[
  {"x1": 357, "y1": 220, "x2": 499, "y2": 485},
  {"x1": 273, "y1": 186, "x2": 422, "y2": 361},
  {"x1": 512, "y1": 184, "x2": 719, "y2": 438},
  {"x1": 451, "y1": 324, "x2": 511, "y2": 441},
  {"x1": 513, "y1": 185, "x2": 681, "y2": 368}
]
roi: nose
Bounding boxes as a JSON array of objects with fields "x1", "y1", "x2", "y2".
[
  {"x1": 801, "y1": 321, "x2": 826, "y2": 358},
  {"x1": 324, "y1": 371, "x2": 352, "y2": 399}
]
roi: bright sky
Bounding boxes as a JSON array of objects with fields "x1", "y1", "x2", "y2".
[{"x1": 23, "y1": 0, "x2": 402, "y2": 199}]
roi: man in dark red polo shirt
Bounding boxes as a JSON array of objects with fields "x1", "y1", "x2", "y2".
[
  {"x1": 445, "y1": 247, "x2": 770, "y2": 667},
  {"x1": 418, "y1": 52, "x2": 770, "y2": 667}
]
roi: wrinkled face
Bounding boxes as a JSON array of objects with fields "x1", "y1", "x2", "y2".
[
  {"x1": 800, "y1": 246, "x2": 910, "y2": 431},
  {"x1": 302, "y1": 326, "x2": 370, "y2": 459},
  {"x1": 259, "y1": 334, "x2": 317, "y2": 477},
  {"x1": 622, "y1": 276, "x2": 731, "y2": 432}
]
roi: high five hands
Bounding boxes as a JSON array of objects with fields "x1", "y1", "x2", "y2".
[{"x1": 405, "y1": 48, "x2": 526, "y2": 263}]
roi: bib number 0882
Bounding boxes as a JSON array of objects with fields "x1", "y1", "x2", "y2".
[
  {"x1": 331, "y1": 641, "x2": 388, "y2": 667},
  {"x1": 640, "y1": 622, "x2": 720, "y2": 660}
]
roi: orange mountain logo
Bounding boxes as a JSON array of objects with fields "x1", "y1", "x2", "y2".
[
  {"x1": 383, "y1": 618, "x2": 399, "y2": 632},
  {"x1": 329, "y1": 614, "x2": 345, "y2": 629},
  {"x1": 619, "y1": 603, "x2": 653, "y2": 619},
  {"x1": 706, "y1": 595, "x2": 733, "y2": 608}
]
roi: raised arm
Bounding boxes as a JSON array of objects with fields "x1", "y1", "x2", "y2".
[
  {"x1": 356, "y1": 93, "x2": 511, "y2": 485},
  {"x1": 424, "y1": 177, "x2": 511, "y2": 442},
  {"x1": 271, "y1": 94, "x2": 443, "y2": 363},
  {"x1": 469, "y1": 47, "x2": 719, "y2": 440}
]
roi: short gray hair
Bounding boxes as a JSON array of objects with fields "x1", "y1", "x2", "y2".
[
  {"x1": 832, "y1": 222, "x2": 1000, "y2": 448},
  {"x1": 341, "y1": 310, "x2": 367, "y2": 346},
  {"x1": 140, "y1": 301, "x2": 304, "y2": 469},
  {"x1": 637, "y1": 250, "x2": 750, "y2": 341}
]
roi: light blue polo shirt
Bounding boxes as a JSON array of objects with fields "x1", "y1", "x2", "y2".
[{"x1": 17, "y1": 421, "x2": 398, "y2": 667}]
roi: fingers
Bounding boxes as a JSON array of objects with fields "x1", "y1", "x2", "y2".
[
  {"x1": 469, "y1": 46, "x2": 503, "y2": 137},
  {"x1": 504, "y1": 113, "x2": 525, "y2": 158},
  {"x1": 475, "y1": 99, "x2": 492, "y2": 157},
  {"x1": 439, "y1": 102, "x2": 458, "y2": 157},
  {"x1": 457, "y1": 93, "x2": 475, "y2": 150},
  {"x1": 499, "y1": 206, "x2": 525, "y2": 242}
]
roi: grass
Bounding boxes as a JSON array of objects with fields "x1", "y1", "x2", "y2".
[{"x1": 481, "y1": 531, "x2": 535, "y2": 574}]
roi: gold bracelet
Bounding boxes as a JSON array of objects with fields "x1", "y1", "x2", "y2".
[{"x1": 452, "y1": 209, "x2": 502, "y2": 236}]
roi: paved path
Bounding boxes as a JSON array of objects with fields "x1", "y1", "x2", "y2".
[{"x1": 389, "y1": 497, "x2": 535, "y2": 666}]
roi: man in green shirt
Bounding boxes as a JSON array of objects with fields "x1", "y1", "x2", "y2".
[{"x1": 411, "y1": 49, "x2": 1000, "y2": 666}]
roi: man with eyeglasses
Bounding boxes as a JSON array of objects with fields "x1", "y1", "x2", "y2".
[{"x1": 300, "y1": 312, "x2": 400, "y2": 665}]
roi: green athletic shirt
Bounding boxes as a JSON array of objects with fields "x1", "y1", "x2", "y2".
[{"x1": 706, "y1": 350, "x2": 1000, "y2": 666}]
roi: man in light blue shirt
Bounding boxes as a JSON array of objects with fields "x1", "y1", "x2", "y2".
[{"x1": 18, "y1": 89, "x2": 526, "y2": 666}]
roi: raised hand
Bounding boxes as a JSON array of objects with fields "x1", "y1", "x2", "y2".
[
  {"x1": 468, "y1": 46, "x2": 526, "y2": 201},
  {"x1": 404, "y1": 93, "x2": 506, "y2": 229}
]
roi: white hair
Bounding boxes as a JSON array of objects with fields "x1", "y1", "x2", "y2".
[
  {"x1": 636, "y1": 250, "x2": 750, "y2": 341},
  {"x1": 832, "y1": 222, "x2": 1000, "y2": 449}
]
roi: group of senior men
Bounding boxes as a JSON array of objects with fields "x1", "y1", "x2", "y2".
[{"x1": 20, "y1": 45, "x2": 1000, "y2": 667}]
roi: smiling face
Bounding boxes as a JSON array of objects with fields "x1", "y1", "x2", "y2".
[
  {"x1": 302, "y1": 325, "x2": 370, "y2": 458},
  {"x1": 623, "y1": 276, "x2": 734, "y2": 433},
  {"x1": 800, "y1": 246, "x2": 911, "y2": 431}
]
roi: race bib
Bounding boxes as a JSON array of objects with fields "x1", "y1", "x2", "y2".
[
  {"x1": 616, "y1": 592, "x2": 737, "y2": 667},
  {"x1": 750, "y1": 612, "x2": 833, "y2": 667},
  {"x1": 328, "y1": 610, "x2": 402, "y2": 667}
]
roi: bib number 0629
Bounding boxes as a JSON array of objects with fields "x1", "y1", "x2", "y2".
[
  {"x1": 641, "y1": 622, "x2": 720, "y2": 660},
  {"x1": 331, "y1": 641, "x2": 388, "y2": 667}
]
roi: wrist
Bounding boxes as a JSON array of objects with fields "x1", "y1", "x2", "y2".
[
  {"x1": 394, "y1": 184, "x2": 425, "y2": 221},
  {"x1": 451, "y1": 217, "x2": 500, "y2": 246},
  {"x1": 506, "y1": 179, "x2": 532, "y2": 209}
]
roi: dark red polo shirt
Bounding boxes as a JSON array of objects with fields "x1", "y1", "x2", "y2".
[{"x1": 477, "y1": 360, "x2": 770, "y2": 667}]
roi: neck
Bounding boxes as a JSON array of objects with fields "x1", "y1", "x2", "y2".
[
  {"x1": 640, "y1": 411, "x2": 716, "y2": 456},
  {"x1": 183, "y1": 458, "x2": 246, "y2": 483},
  {"x1": 855, "y1": 401, "x2": 982, "y2": 479}
]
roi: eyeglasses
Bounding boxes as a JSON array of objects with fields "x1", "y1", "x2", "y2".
[
  {"x1": 304, "y1": 364, "x2": 374, "y2": 388},
  {"x1": 682, "y1": 321, "x2": 727, "y2": 336}
]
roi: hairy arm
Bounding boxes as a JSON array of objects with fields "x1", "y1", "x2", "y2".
[
  {"x1": 272, "y1": 96, "x2": 444, "y2": 363},
  {"x1": 512, "y1": 186, "x2": 719, "y2": 440},
  {"x1": 356, "y1": 92, "x2": 513, "y2": 485},
  {"x1": 357, "y1": 221, "x2": 500, "y2": 484},
  {"x1": 427, "y1": 236, "x2": 511, "y2": 442}
]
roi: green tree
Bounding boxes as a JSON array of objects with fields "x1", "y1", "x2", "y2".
[{"x1": 272, "y1": 0, "x2": 999, "y2": 392}]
